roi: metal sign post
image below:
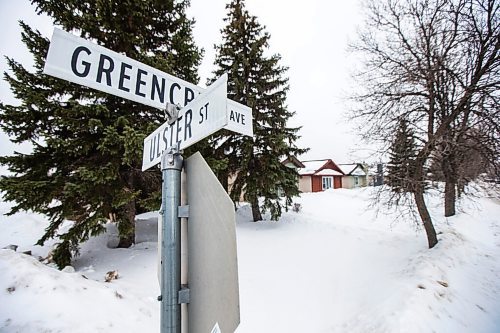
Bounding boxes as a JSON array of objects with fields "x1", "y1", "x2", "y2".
[{"x1": 160, "y1": 147, "x2": 183, "y2": 333}]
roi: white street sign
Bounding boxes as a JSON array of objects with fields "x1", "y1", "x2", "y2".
[
  {"x1": 43, "y1": 28, "x2": 252, "y2": 137},
  {"x1": 141, "y1": 74, "x2": 228, "y2": 171}
]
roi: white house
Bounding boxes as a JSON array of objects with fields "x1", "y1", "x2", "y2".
[{"x1": 337, "y1": 163, "x2": 368, "y2": 189}]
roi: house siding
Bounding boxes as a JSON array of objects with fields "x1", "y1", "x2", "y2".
[
  {"x1": 342, "y1": 176, "x2": 354, "y2": 189},
  {"x1": 310, "y1": 175, "x2": 342, "y2": 192},
  {"x1": 334, "y1": 176, "x2": 342, "y2": 189},
  {"x1": 342, "y1": 175, "x2": 368, "y2": 189},
  {"x1": 299, "y1": 159, "x2": 346, "y2": 192},
  {"x1": 299, "y1": 176, "x2": 312, "y2": 193}
]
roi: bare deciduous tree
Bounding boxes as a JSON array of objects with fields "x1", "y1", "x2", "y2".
[{"x1": 351, "y1": 0, "x2": 499, "y2": 248}]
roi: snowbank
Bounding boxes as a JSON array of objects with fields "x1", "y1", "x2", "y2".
[{"x1": 1, "y1": 186, "x2": 499, "y2": 332}]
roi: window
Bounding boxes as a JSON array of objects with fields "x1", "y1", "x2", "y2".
[
  {"x1": 354, "y1": 176, "x2": 359, "y2": 187},
  {"x1": 322, "y1": 176, "x2": 333, "y2": 190}
]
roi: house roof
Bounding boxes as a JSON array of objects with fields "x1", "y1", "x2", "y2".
[
  {"x1": 338, "y1": 163, "x2": 367, "y2": 176},
  {"x1": 281, "y1": 156, "x2": 305, "y2": 169},
  {"x1": 316, "y1": 169, "x2": 343, "y2": 176},
  {"x1": 298, "y1": 159, "x2": 345, "y2": 176},
  {"x1": 299, "y1": 160, "x2": 368, "y2": 177},
  {"x1": 299, "y1": 160, "x2": 328, "y2": 175}
]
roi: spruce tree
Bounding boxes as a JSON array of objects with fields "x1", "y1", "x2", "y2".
[
  {"x1": 208, "y1": 0, "x2": 307, "y2": 221},
  {"x1": 0, "y1": 0, "x2": 202, "y2": 268},
  {"x1": 386, "y1": 118, "x2": 417, "y2": 192}
]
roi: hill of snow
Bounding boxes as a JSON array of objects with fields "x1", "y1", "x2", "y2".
[{"x1": 1, "y1": 185, "x2": 499, "y2": 332}]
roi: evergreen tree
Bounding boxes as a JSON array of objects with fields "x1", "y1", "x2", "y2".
[
  {"x1": 386, "y1": 118, "x2": 417, "y2": 193},
  {"x1": 207, "y1": 0, "x2": 307, "y2": 221},
  {"x1": 0, "y1": 0, "x2": 202, "y2": 268}
]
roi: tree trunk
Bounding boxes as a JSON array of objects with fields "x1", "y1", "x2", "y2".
[
  {"x1": 250, "y1": 196, "x2": 262, "y2": 222},
  {"x1": 117, "y1": 199, "x2": 136, "y2": 248},
  {"x1": 118, "y1": 233, "x2": 134, "y2": 248},
  {"x1": 441, "y1": 150, "x2": 457, "y2": 217},
  {"x1": 444, "y1": 180, "x2": 456, "y2": 217},
  {"x1": 413, "y1": 155, "x2": 438, "y2": 249},
  {"x1": 118, "y1": 172, "x2": 137, "y2": 248},
  {"x1": 218, "y1": 169, "x2": 229, "y2": 193},
  {"x1": 414, "y1": 188, "x2": 438, "y2": 248}
]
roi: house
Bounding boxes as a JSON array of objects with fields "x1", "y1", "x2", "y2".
[
  {"x1": 337, "y1": 163, "x2": 368, "y2": 189},
  {"x1": 298, "y1": 159, "x2": 344, "y2": 192},
  {"x1": 281, "y1": 156, "x2": 305, "y2": 170},
  {"x1": 277, "y1": 156, "x2": 305, "y2": 197},
  {"x1": 228, "y1": 156, "x2": 305, "y2": 201}
]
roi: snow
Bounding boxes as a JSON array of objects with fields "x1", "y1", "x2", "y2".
[
  {"x1": 338, "y1": 163, "x2": 367, "y2": 176},
  {"x1": 1, "y1": 186, "x2": 500, "y2": 332},
  {"x1": 337, "y1": 163, "x2": 357, "y2": 175},
  {"x1": 298, "y1": 160, "x2": 328, "y2": 175},
  {"x1": 315, "y1": 169, "x2": 343, "y2": 176}
]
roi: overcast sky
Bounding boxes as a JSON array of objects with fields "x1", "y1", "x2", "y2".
[{"x1": 0, "y1": 0, "x2": 369, "y2": 163}]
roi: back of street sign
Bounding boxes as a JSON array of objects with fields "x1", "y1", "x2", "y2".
[{"x1": 185, "y1": 152, "x2": 240, "y2": 333}]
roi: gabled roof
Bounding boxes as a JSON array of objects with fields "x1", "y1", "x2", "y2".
[
  {"x1": 316, "y1": 169, "x2": 343, "y2": 176},
  {"x1": 299, "y1": 160, "x2": 328, "y2": 175},
  {"x1": 281, "y1": 156, "x2": 305, "y2": 169},
  {"x1": 338, "y1": 163, "x2": 367, "y2": 176},
  {"x1": 298, "y1": 159, "x2": 344, "y2": 176}
]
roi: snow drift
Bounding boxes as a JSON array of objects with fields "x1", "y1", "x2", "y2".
[{"x1": 1, "y1": 185, "x2": 499, "y2": 332}]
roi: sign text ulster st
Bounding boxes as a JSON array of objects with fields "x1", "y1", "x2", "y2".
[{"x1": 141, "y1": 74, "x2": 228, "y2": 171}]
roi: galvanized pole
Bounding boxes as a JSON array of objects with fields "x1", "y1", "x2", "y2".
[
  {"x1": 180, "y1": 169, "x2": 189, "y2": 333},
  {"x1": 160, "y1": 147, "x2": 183, "y2": 333}
]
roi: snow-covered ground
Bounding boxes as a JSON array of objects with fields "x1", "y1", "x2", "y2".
[{"x1": 1, "y1": 185, "x2": 499, "y2": 332}]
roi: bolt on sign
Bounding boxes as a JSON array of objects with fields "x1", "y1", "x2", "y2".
[{"x1": 142, "y1": 74, "x2": 228, "y2": 171}]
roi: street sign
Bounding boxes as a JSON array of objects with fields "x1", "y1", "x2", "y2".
[
  {"x1": 44, "y1": 28, "x2": 243, "y2": 333},
  {"x1": 43, "y1": 28, "x2": 253, "y2": 137},
  {"x1": 141, "y1": 74, "x2": 228, "y2": 171},
  {"x1": 185, "y1": 152, "x2": 240, "y2": 333}
]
